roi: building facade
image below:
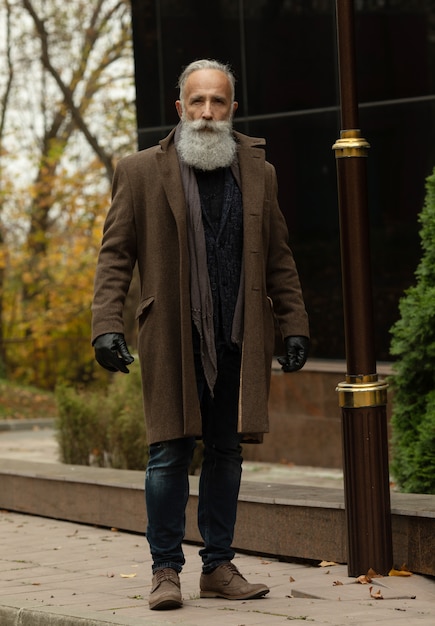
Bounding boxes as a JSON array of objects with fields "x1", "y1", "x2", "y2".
[{"x1": 130, "y1": 0, "x2": 435, "y2": 360}]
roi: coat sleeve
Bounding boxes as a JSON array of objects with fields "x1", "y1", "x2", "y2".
[
  {"x1": 265, "y1": 162, "x2": 309, "y2": 341},
  {"x1": 91, "y1": 159, "x2": 138, "y2": 343}
]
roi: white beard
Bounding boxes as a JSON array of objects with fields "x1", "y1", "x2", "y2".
[{"x1": 176, "y1": 117, "x2": 237, "y2": 171}]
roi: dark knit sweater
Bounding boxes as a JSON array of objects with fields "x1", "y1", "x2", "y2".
[{"x1": 195, "y1": 167, "x2": 243, "y2": 351}]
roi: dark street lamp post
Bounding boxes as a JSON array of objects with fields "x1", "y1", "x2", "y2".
[{"x1": 333, "y1": 0, "x2": 393, "y2": 576}]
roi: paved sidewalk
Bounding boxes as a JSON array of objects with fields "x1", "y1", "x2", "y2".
[
  {"x1": 0, "y1": 510, "x2": 434, "y2": 626},
  {"x1": 0, "y1": 423, "x2": 434, "y2": 624}
]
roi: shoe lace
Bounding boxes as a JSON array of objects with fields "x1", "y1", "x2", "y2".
[
  {"x1": 220, "y1": 561, "x2": 247, "y2": 580},
  {"x1": 154, "y1": 568, "x2": 178, "y2": 585}
]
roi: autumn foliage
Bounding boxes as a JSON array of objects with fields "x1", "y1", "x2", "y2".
[{"x1": 0, "y1": 0, "x2": 136, "y2": 389}]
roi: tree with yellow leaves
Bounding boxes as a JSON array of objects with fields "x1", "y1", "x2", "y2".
[{"x1": 0, "y1": 0, "x2": 136, "y2": 388}]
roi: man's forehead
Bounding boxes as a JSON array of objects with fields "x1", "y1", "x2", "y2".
[{"x1": 184, "y1": 69, "x2": 231, "y2": 93}]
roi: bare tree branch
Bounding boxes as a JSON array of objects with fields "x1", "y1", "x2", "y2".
[
  {"x1": 0, "y1": 0, "x2": 14, "y2": 157},
  {"x1": 22, "y1": 0, "x2": 131, "y2": 181},
  {"x1": 0, "y1": 0, "x2": 15, "y2": 363}
]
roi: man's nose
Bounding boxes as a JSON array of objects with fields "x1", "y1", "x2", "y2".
[{"x1": 201, "y1": 101, "x2": 213, "y2": 119}]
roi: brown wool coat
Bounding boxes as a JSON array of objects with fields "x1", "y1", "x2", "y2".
[{"x1": 92, "y1": 128, "x2": 309, "y2": 444}]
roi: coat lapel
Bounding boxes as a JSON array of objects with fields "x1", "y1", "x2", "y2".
[
  {"x1": 155, "y1": 129, "x2": 202, "y2": 434},
  {"x1": 236, "y1": 135, "x2": 266, "y2": 259},
  {"x1": 156, "y1": 130, "x2": 187, "y2": 232}
]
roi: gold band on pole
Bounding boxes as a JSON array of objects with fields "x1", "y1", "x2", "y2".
[
  {"x1": 333, "y1": 129, "x2": 370, "y2": 158},
  {"x1": 336, "y1": 376, "x2": 388, "y2": 408}
]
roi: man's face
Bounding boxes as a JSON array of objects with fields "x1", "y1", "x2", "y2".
[{"x1": 176, "y1": 69, "x2": 238, "y2": 123}]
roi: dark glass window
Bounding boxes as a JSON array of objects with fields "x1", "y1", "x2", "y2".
[{"x1": 130, "y1": 0, "x2": 435, "y2": 360}]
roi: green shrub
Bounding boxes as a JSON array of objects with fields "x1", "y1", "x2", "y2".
[
  {"x1": 55, "y1": 360, "x2": 203, "y2": 473},
  {"x1": 55, "y1": 360, "x2": 147, "y2": 469},
  {"x1": 389, "y1": 166, "x2": 435, "y2": 493},
  {"x1": 106, "y1": 363, "x2": 148, "y2": 470},
  {"x1": 55, "y1": 384, "x2": 111, "y2": 466}
]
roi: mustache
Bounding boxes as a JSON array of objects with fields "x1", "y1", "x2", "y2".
[{"x1": 182, "y1": 117, "x2": 232, "y2": 133}]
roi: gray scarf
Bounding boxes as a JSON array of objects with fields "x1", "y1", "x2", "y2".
[{"x1": 174, "y1": 124, "x2": 244, "y2": 393}]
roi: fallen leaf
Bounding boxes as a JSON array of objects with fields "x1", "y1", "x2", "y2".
[
  {"x1": 333, "y1": 580, "x2": 343, "y2": 586},
  {"x1": 389, "y1": 564, "x2": 412, "y2": 577},
  {"x1": 367, "y1": 568, "x2": 383, "y2": 578},
  {"x1": 319, "y1": 561, "x2": 337, "y2": 567},
  {"x1": 356, "y1": 575, "x2": 371, "y2": 584},
  {"x1": 289, "y1": 576, "x2": 295, "y2": 582},
  {"x1": 369, "y1": 586, "x2": 384, "y2": 599},
  {"x1": 120, "y1": 573, "x2": 137, "y2": 578},
  {"x1": 389, "y1": 568, "x2": 412, "y2": 577}
]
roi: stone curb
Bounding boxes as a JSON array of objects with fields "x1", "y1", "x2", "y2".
[
  {"x1": 0, "y1": 418, "x2": 56, "y2": 432},
  {"x1": 0, "y1": 603, "x2": 161, "y2": 626}
]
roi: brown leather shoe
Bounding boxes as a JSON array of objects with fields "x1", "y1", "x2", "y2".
[
  {"x1": 149, "y1": 568, "x2": 182, "y2": 610},
  {"x1": 200, "y1": 561, "x2": 270, "y2": 600}
]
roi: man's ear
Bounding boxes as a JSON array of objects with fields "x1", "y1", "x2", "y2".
[
  {"x1": 232, "y1": 101, "x2": 238, "y2": 115},
  {"x1": 175, "y1": 100, "x2": 183, "y2": 119}
]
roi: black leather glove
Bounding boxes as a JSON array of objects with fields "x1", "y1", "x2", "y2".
[
  {"x1": 277, "y1": 336, "x2": 309, "y2": 373},
  {"x1": 93, "y1": 333, "x2": 134, "y2": 374}
]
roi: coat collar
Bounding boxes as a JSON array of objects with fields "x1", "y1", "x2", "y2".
[{"x1": 233, "y1": 129, "x2": 266, "y2": 151}]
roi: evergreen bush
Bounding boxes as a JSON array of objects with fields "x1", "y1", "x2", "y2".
[{"x1": 389, "y1": 166, "x2": 435, "y2": 494}]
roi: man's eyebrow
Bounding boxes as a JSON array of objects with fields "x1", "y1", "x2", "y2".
[{"x1": 188, "y1": 92, "x2": 228, "y2": 101}]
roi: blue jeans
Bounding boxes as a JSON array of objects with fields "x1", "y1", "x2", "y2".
[{"x1": 145, "y1": 349, "x2": 243, "y2": 574}]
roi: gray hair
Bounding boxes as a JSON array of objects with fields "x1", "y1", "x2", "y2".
[{"x1": 178, "y1": 59, "x2": 236, "y2": 102}]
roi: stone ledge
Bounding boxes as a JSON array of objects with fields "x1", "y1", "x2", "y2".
[
  {"x1": 0, "y1": 459, "x2": 433, "y2": 577},
  {"x1": 0, "y1": 418, "x2": 56, "y2": 432},
  {"x1": 248, "y1": 359, "x2": 395, "y2": 469}
]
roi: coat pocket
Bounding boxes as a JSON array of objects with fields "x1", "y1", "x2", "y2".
[
  {"x1": 135, "y1": 296, "x2": 155, "y2": 321},
  {"x1": 267, "y1": 296, "x2": 284, "y2": 356}
]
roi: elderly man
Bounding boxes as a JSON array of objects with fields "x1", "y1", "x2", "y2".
[{"x1": 92, "y1": 59, "x2": 309, "y2": 611}]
